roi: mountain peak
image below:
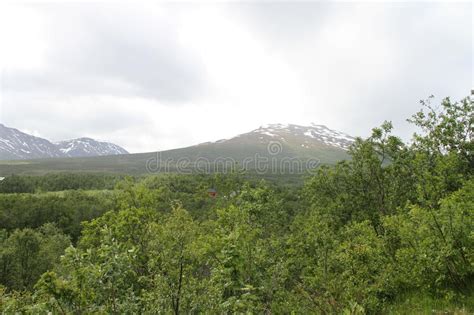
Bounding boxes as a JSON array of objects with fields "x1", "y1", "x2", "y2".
[
  {"x1": 56, "y1": 137, "x2": 128, "y2": 157},
  {"x1": 247, "y1": 123, "x2": 355, "y2": 150},
  {"x1": 207, "y1": 123, "x2": 355, "y2": 151},
  {"x1": 258, "y1": 123, "x2": 290, "y2": 129},
  {"x1": 0, "y1": 123, "x2": 128, "y2": 160}
]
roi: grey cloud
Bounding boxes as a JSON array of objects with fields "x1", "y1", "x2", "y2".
[
  {"x1": 0, "y1": 2, "x2": 471, "y2": 152},
  {"x1": 232, "y1": 2, "x2": 472, "y2": 140},
  {"x1": 1, "y1": 94, "x2": 155, "y2": 145},
  {"x1": 230, "y1": 2, "x2": 336, "y2": 43},
  {"x1": 5, "y1": 3, "x2": 206, "y2": 102}
]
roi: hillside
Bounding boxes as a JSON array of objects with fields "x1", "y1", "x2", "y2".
[{"x1": 0, "y1": 124, "x2": 354, "y2": 175}]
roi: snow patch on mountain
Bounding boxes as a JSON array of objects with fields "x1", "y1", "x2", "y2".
[
  {"x1": 251, "y1": 123, "x2": 355, "y2": 150},
  {"x1": 204, "y1": 123, "x2": 356, "y2": 151},
  {"x1": 55, "y1": 138, "x2": 129, "y2": 157},
  {"x1": 0, "y1": 124, "x2": 63, "y2": 160},
  {"x1": 0, "y1": 124, "x2": 129, "y2": 160}
]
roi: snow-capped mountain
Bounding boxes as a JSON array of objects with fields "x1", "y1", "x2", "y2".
[
  {"x1": 0, "y1": 122, "x2": 354, "y2": 174},
  {"x1": 189, "y1": 123, "x2": 356, "y2": 167},
  {"x1": 250, "y1": 123, "x2": 355, "y2": 150},
  {"x1": 206, "y1": 123, "x2": 355, "y2": 151},
  {"x1": 0, "y1": 124, "x2": 128, "y2": 160},
  {"x1": 0, "y1": 124, "x2": 63, "y2": 160},
  {"x1": 56, "y1": 138, "x2": 129, "y2": 157}
]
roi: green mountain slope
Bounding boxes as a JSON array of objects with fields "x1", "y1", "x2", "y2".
[{"x1": 0, "y1": 124, "x2": 354, "y2": 176}]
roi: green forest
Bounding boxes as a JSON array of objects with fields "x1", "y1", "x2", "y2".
[{"x1": 0, "y1": 96, "x2": 472, "y2": 314}]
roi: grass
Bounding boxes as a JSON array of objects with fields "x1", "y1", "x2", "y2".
[{"x1": 385, "y1": 291, "x2": 474, "y2": 314}]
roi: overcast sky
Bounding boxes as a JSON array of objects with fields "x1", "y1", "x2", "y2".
[{"x1": 0, "y1": 1, "x2": 472, "y2": 153}]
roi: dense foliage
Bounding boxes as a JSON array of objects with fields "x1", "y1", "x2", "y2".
[
  {"x1": 0, "y1": 96, "x2": 472, "y2": 314},
  {"x1": 0, "y1": 173, "x2": 126, "y2": 194}
]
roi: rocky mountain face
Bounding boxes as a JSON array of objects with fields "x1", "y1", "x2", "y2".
[
  {"x1": 0, "y1": 124, "x2": 128, "y2": 160},
  {"x1": 55, "y1": 138, "x2": 129, "y2": 157},
  {"x1": 0, "y1": 124, "x2": 64, "y2": 160}
]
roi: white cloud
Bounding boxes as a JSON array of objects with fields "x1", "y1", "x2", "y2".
[
  {"x1": 0, "y1": 2, "x2": 471, "y2": 152},
  {"x1": 0, "y1": 3, "x2": 47, "y2": 70}
]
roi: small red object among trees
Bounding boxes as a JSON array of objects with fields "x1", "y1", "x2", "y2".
[{"x1": 207, "y1": 188, "x2": 217, "y2": 198}]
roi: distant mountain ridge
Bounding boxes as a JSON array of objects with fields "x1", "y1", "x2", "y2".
[
  {"x1": 56, "y1": 138, "x2": 128, "y2": 157},
  {"x1": 0, "y1": 124, "x2": 128, "y2": 160},
  {"x1": 0, "y1": 123, "x2": 355, "y2": 175}
]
